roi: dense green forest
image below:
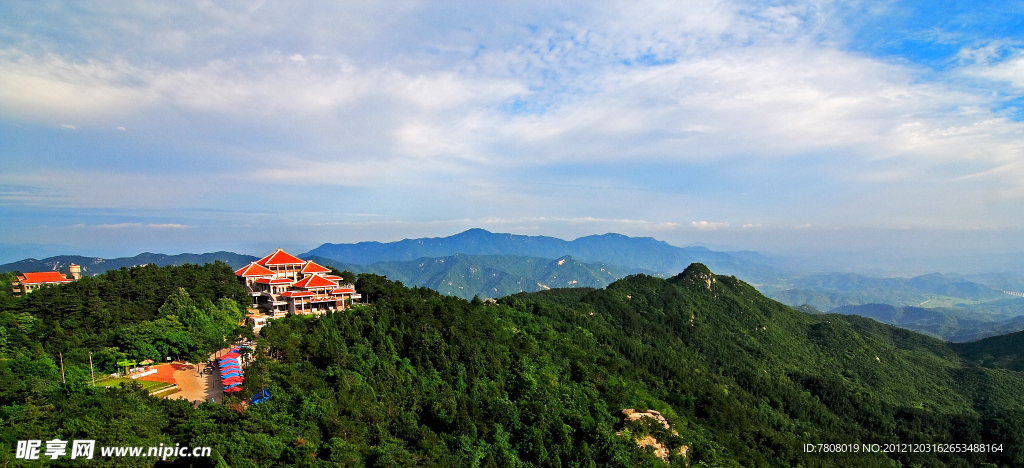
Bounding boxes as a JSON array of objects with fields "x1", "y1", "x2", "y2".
[
  {"x1": 1, "y1": 263, "x2": 1023, "y2": 466},
  {"x1": 0, "y1": 262, "x2": 250, "y2": 382}
]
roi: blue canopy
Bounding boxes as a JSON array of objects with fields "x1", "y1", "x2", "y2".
[{"x1": 251, "y1": 388, "x2": 272, "y2": 404}]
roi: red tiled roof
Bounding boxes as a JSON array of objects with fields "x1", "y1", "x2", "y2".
[
  {"x1": 18, "y1": 271, "x2": 72, "y2": 285},
  {"x1": 323, "y1": 275, "x2": 342, "y2": 280},
  {"x1": 235, "y1": 262, "x2": 275, "y2": 277},
  {"x1": 332, "y1": 288, "x2": 356, "y2": 294},
  {"x1": 255, "y1": 278, "x2": 293, "y2": 285},
  {"x1": 301, "y1": 261, "x2": 331, "y2": 274},
  {"x1": 256, "y1": 249, "x2": 305, "y2": 266},
  {"x1": 281, "y1": 291, "x2": 315, "y2": 298},
  {"x1": 292, "y1": 274, "x2": 338, "y2": 289}
]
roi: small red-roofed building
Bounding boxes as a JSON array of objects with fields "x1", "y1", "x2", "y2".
[
  {"x1": 234, "y1": 249, "x2": 362, "y2": 317},
  {"x1": 12, "y1": 271, "x2": 74, "y2": 296}
]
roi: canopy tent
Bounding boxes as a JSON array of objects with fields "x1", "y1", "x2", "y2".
[
  {"x1": 220, "y1": 371, "x2": 241, "y2": 378},
  {"x1": 251, "y1": 388, "x2": 271, "y2": 404},
  {"x1": 224, "y1": 386, "x2": 242, "y2": 393},
  {"x1": 222, "y1": 376, "x2": 244, "y2": 385}
]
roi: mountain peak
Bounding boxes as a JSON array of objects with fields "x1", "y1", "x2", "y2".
[
  {"x1": 454, "y1": 228, "x2": 493, "y2": 237},
  {"x1": 669, "y1": 263, "x2": 716, "y2": 289}
]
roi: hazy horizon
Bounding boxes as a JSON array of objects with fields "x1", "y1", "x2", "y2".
[{"x1": 3, "y1": 226, "x2": 1023, "y2": 278}]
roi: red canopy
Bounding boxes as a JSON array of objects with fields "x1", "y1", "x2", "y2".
[{"x1": 222, "y1": 376, "x2": 244, "y2": 384}]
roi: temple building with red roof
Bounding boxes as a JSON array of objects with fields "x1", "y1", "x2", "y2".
[
  {"x1": 235, "y1": 249, "x2": 361, "y2": 317},
  {"x1": 12, "y1": 269, "x2": 76, "y2": 296}
]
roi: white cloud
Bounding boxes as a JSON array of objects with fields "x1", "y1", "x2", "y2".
[
  {"x1": 692, "y1": 221, "x2": 729, "y2": 230},
  {"x1": 145, "y1": 223, "x2": 189, "y2": 228},
  {"x1": 97, "y1": 223, "x2": 141, "y2": 228},
  {"x1": 0, "y1": 51, "x2": 158, "y2": 121},
  {"x1": 68, "y1": 222, "x2": 190, "y2": 230},
  {"x1": 1, "y1": 0, "x2": 1023, "y2": 245}
]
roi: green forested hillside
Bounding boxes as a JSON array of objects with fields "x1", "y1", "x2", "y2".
[
  {"x1": 953, "y1": 330, "x2": 1024, "y2": 372},
  {"x1": 0, "y1": 262, "x2": 250, "y2": 378},
  {"x1": 2, "y1": 264, "x2": 1023, "y2": 467}
]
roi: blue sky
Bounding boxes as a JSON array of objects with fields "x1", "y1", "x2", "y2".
[{"x1": 1, "y1": 1, "x2": 1023, "y2": 271}]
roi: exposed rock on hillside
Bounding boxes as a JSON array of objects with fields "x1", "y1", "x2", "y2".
[{"x1": 617, "y1": 409, "x2": 689, "y2": 463}]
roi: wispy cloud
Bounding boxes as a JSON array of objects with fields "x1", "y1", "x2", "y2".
[
  {"x1": 692, "y1": 221, "x2": 729, "y2": 231},
  {"x1": 74, "y1": 223, "x2": 190, "y2": 229},
  {"x1": 1, "y1": 0, "x2": 1022, "y2": 256}
]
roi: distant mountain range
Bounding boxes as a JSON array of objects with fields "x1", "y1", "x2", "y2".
[
  {"x1": 762, "y1": 272, "x2": 1024, "y2": 342},
  {"x1": 304, "y1": 228, "x2": 780, "y2": 283},
  {"x1": 7, "y1": 229, "x2": 1024, "y2": 343},
  {"x1": 0, "y1": 252, "x2": 258, "y2": 277},
  {"x1": 308, "y1": 253, "x2": 662, "y2": 299},
  {"x1": 765, "y1": 272, "x2": 1011, "y2": 311},
  {"x1": 828, "y1": 301, "x2": 1024, "y2": 342}
]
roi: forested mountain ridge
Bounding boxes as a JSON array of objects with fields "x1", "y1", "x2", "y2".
[
  {"x1": 496, "y1": 265, "x2": 1024, "y2": 466},
  {"x1": 5, "y1": 262, "x2": 1023, "y2": 466},
  {"x1": 304, "y1": 228, "x2": 779, "y2": 283},
  {"x1": 953, "y1": 329, "x2": 1024, "y2": 372}
]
